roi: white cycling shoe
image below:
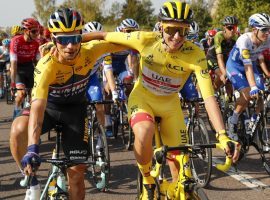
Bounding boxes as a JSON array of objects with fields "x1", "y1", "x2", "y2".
[{"x1": 24, "y1": 184, "x2": 41, "y2": 200}]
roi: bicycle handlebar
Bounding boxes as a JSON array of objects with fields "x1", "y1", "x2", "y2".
[
  {"x1": 150, "y1": 143, "x2": 232, "y2": 178},
  {"x1": 20, "y1": 158, "x2": 106, "y2": 187}
]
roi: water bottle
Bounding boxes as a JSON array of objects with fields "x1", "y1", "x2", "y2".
[
  {"x1": 249, "y1": 114, "x2": 257, "y2": 133},
  {"x1": 244, "y1": 118, "x2": 251, "y2": 135}
]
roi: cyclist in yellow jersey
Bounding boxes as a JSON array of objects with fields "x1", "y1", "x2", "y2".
[
  {"x1": 9, "y1": 8, "x2": 126, "y2": 200},
  {"x1": 84, "y1": 1, "x2": 240, "y2": 199}
]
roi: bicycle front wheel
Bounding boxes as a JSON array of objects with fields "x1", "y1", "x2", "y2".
[
  {"x1": 89, "y1": 122, "x2": 110, "y2": 191},
  {"x1": 189, "y1": 118, "x2": 212, "y2": 188},
  {"x1": 189, "y1": 186, "x2": 209, "y2": 200}
]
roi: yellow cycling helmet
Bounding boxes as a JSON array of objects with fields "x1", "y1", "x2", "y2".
[
  {"x1": 158, "y1": 1, "x2": 193, "y2": 24},
  {"x1": 48, "y1": 8, "x2": 84, "y2": 33},
  {"x1": 11, "y1": 25, "x2": 23, "y2": 36}
]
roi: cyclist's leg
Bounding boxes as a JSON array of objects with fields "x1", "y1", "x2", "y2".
[
  {"x1": 87, "y1": 73, "x2": 105, "y2": 126},
  {"x1": 128, "y1": 89, "x2": 155, "y2": 185},
  {"x1": 61, "y1": 105, "x2": 89, "y2": 199},
  {"x1": 158, "y1": 95, "x2": 186, "y2": 182},
  {"x1": 0, "y1": 62, "x2": 4, "y2": 97},
  {"x1": 253, "y1": 64, "x2": 265, "y2": 113},
  {"x1": 10, "y1": 107, "x2": 56, "y2": 171}
]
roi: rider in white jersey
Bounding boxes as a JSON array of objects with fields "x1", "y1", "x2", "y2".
[{"x1": 226, "y1": 13, "x2": 270, "y2": 141}]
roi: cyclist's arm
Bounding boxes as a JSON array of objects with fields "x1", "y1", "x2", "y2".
[
  {"x1": 241, "y1": 49, "x2": 256, "y2": 87},
  {"x1": 216, "y1": 54, "x2": 226, "y2": 76},
  {"x1": 10, "y1": 60, "x2": 17, "y2": 84},
  {"x1": 103, "y1": 55, "x2": 116, "y2": 92},
  {"x1": 28, "y1": 99, "x2": 47, "y2": 145},
  {"x1": 128, "y1": 52, "x2": 139, "y2": 80},
  {"x1": 258, "y1": 56, "x2": 270, "y2": 78},
  {"x1": 82, "y1": 31, "x2": 107, "y2": 42}
]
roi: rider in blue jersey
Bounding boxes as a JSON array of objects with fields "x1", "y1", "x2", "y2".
[{"x1": 226, "y1": 13, "x2": 270, "y2": 142}]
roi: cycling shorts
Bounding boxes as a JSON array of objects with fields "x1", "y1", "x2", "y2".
[
  {"x1": 20, "y1": 104, "x2": 89, "y2": 160},
  {"x1": 86, "y1": 73, "x2": 103, "y2": 101},
  {"x1": 207, "y1": 59, "x2": 219, "y2": 71},
  {"x1": 0, "y1": 62, "x2": 5, "y2": 74},
  {"x1": 128, "y1": 85, "x2": 188, "y2": 147},
  {"x1": 227, "y1": 61, "x2": 264, "y2": 91},
  {"x1": 179, "y1": 76, "x2": 199, "y2": 100},
  {"x1": 16, "y1": 62, "x2": 34, "y2": 88}
]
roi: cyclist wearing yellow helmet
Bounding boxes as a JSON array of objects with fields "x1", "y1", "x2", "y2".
[
  {"x1": 82, "y1": 1, "x2": 240, "y2": 199},
  {"x1": 11, "y1": 25, "x2": 23, "y2": 37},
  {"x1": 9, "y1": 8, "x2": 126, "y2": 200}
]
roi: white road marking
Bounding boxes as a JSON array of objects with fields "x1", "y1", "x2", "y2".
[{"x1": 212, "y1": 157, "x2": 269, "y2": 191}]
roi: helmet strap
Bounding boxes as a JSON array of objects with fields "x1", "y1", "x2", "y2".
[{"x1": 255, "y1": 29, "x2": 264, "y2": 44}]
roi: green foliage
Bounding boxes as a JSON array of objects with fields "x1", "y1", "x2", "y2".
[
  {"x1": 212, "y1": 0, "x2": 270, "y2": 31},
  {"x1": 190, "y1": 0, "x2": 212, "y2": 37},
  {"x1": 32, "y1": 0, "x2": 56, "y2": 26},
  {"x1": 61, "y1": 0, "x2": 105, "y2": 23}
]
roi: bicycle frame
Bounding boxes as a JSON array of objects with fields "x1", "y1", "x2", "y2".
[{"x1": 148, "y1": 118, "x2": 232, "y2": 200}]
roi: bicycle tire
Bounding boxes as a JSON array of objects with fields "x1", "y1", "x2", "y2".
[
  {"x1": 189, "y1": 118, "x2": 212, "y2": 188},
  {"x1": 189, "y1": 186, "x2": 209, "y2": 200},
  {"x1": 5, "y1": 88, "x2": 13, "y2": 104},
  {"x1": 90, "y1": 122, "x2": 110, "y2": 191},
  {"x1": 255, "y1": 118, "x2": 270, "y2": 175}
]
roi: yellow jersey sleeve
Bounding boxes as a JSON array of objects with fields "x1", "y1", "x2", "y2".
[
  {"x1": 82, "y1": 40, "x2": 128, "y2": 58},
  {"x1": 190, "y1": 50, "x2": 214, "y2": 99},
  {"x1": 31, "y1": 55, "x2": 56, "y2": 100},
  {"x1": 105, "y1": 31, "x2": 156, "y2": 52}
]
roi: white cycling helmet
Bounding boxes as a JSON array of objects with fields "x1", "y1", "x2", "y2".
[
  {"x1": 189, "y1": 21, "x2": 199, "y2": 35},
  {"x1": 115, "y1": 26, "x2": 122, "y2": 32},
  {"x1": 120, "y1": 18, "x2": 139, "y2": 30},
  {"x1": 153, "y1": 22, "x2": 161, "y2": 31},
  {"x1": 249, "y1": 13, "x2": 270, "y2": 29},
  {"x1": 83, "y1": 21, "x2": 103, "y2": 33}
]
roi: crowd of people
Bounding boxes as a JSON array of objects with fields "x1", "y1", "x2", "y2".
[{"x1": 0, "y1": 0, "x2": 269, "y2": 199}]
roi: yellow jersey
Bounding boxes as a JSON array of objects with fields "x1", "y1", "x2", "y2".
[
  {"x1": 105, "y1": 31, "x2": 214, "y2": 99},
  {"x1": 32, "y1": 40, "x2": 125, "y2": 104}
]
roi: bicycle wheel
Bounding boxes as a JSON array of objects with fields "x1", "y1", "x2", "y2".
[
  {"x1": 255, "y1": 118, "x2": 270, "y2": 175},
  {"x1": 189, "y1": 118, "x2": 212, "y2": 188},
  {"x1": 189, "y1": 186, "x2": 209, "y2": 200},
  {"x1": 90, "y1": 122, "x2": 110, "y2": 191},
  {"x1": 119, "y1": 103, "x2": 133, "y2": 150}
]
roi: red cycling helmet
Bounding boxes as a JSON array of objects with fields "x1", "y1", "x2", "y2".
[
  {"x1": 43, "y1": 28, "x2": 51, "y2": 38},
  {"x1": 21, "y1": 18, "x2": 40, "y2": 30},
  {"x1": 207, "y1": 29, "x2": 217, "y2": 37}
]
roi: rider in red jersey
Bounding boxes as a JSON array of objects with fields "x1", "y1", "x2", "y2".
[{"x1": 10, "y1": 18, "x2": 40, "y2": 118}]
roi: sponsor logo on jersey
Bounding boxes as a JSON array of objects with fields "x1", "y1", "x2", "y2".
[
  {"x1": 242, "y1": 49, "x2": 250, "y2": 59},
  {"x1": 84, "y1": 57, "x2": 91, "y2": 67},
  {"x1": 126, "y1": 33, "x2": 132, "y2": 40},
  {"x1": 145, "y1": 54, "x2": 154, "y2": 65},
  {"x1": 103, "y1": 56, "x2": 112, "y2": 65},
  {"x1": 197, "y1": 58, "x2": 206, "y2": 64},
  {"x1": 130, "y1": 105, "x2": 139, "y2": 115},
  {"x1": 166, "y1": 63, "x2": 186, "y2": 73},
  {"x1": 200, "y1": 69, "x2": 210, "y2": 79},
  {"x1": 75, "y1": 65, "x2": 83, "y2": 72},
  {"x1": 180, "y1": 129, "x2": 188, "y2": 144}
]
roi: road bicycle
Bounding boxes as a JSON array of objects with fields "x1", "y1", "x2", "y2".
[
  {"x1": 230, "y1": 91, "x2": 270, "y2": 174},
  {"x1": 2, "y1": 67, "x2": 13, "y2": 104},
  {"x1": 20, "y1": 124, "x2": 104, "y2": 199},
  {"x1": 137, "y1": 117, "x2": 232, "y2": 200},
  {"x1": 111, "y1": 78, "x2": 133, "y2": 150},
  {"x1": 184, "y1": 98, "x2": 212, "y2": 188},
  {"x1": 87, "y1": 100, "x2": 112, "y2": 191}
]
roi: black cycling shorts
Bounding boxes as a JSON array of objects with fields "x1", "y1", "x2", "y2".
[
  {"x1": 207, "y1": 59, "x2": 219, "y2": 71},
  {"x1": 20, "y1": 103, "x2": 89, "y2": 160},
  {"x1": 0, "y1": 62, "x2": 5, "y2": 73},
  {"x1": 16, "y1": 62, "x2": 34, "y2": 88}
]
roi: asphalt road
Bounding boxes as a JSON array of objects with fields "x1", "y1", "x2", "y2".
[{"x1": 1, "y1": 98, "x2": 270, "y2": 200}]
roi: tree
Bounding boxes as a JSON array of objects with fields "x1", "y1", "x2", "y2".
[
  {"x1": 212, "y1": 0, "x2": 270, "y2": 31},
  {"x1": 62, "y1": 0, "x2": 105, "y2": 23},
  {"x1": 190, "y1": 0, "x2": 212, "y2": 37},
  {"x1": 32, "y1": 0, "x2": 56, "y2": 26},
  {"x1": 105, "y1": 1, "x2": 123, "y2": 25}
]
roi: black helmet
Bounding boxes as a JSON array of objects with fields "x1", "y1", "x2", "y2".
[{"x1": 222, "y1": 16, "x2": 238, "y2": 26}]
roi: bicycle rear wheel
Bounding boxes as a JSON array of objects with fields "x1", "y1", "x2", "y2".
[
  {"x1": 189, "y1": 118, "x2": 212, "y2": 188},
  {"x1": 89, "y1": 122, "x2": 110, "y2": 191}
]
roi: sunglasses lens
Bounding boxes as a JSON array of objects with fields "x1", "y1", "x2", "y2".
[
  {"x1": 261, "y1": 28, "x2": 270, "y2": 33},
  {"x1": 54, "y1": 35, "x2": 82, "y2": 45},
  {"x1": 30, "y1": 30, "x2": 39, "y2": 34},
  {"x1": 226, "y1": 26, "x2": 236, "y2": 31},
  {"x1": 164, "y1": 27, "x2": 189, "y2": 36}
]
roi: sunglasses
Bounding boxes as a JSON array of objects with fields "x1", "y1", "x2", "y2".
[
  {"x1": 260, "y1": 28, "x2": 270, "y2": 34},
  {"x1": 123, "y1": 29, "x2": 136, "y2": 33},
  {"x1": 226, "y1": 25, "x2": 237, "y2": 31},
  {"x1": 52, "y1": 34, "x2": 82, "y2": 45},
  {"x1": 29, "y1": 29, "x2": 39, "y2": 34},
  {"x1": 163, "y1": 26, "x2": 190, "y2": 37}
]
